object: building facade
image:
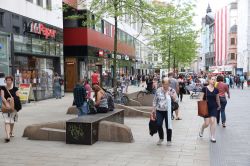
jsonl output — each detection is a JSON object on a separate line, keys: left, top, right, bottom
{"left": 63, "top": 0, "right": 154, "bottom": 91}
{"left": 237, "top": 0, "right": 250, "bottom": 77}
{"left": 200, "top": 5, "right": 215, "bottom": 71}
{"left": 0, "top": 0, "right": 63, "bottom": 100}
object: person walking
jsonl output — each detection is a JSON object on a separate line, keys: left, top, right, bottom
{"left": 168, "top": 73, "right": 181, "bottom": 120}
{"left": 91, "top": 70, "right": 100, "bottom": 86}
{"left": 53, "top": 73, "right": 62, "bottom": 99}
{"left": 1, "top": 76, "right": 21, "bottom": 143}
{"left": 216, "top": 75, "right": 230, "bottom": 127}
{"left": 152, "top": 77, "right": 177, "bottom": 146}
{"left": 199, "top": 76, "right": 221, "bottom": 143}
{"left": 137, "top": 74, "right": 141, "bottom": 87}
{"left": 240, "top": 75, "right": 245, "bottom": 90}
{"left": 178, "top": 75, "right": 185, "bottom": 102}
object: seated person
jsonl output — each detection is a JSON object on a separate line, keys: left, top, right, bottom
{"left": 92, "top": 84, "right": 108, "bottom": 113}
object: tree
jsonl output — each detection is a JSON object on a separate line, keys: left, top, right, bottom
{"left": 88, "top": 0, "right": 152, "bottom": 94}
{"left": 149, "top": 0, "right": 198, "bottom": 73}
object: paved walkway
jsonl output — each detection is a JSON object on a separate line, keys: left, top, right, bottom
{"left": 211, "top": 88, "right": 250, "bottom": 166}
{"left": 0, "top": 92, "right": 210, "bottom": 166}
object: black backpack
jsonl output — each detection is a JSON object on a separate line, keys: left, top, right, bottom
{"left": 105, "top": 91, "right": 115, "bottom": 111}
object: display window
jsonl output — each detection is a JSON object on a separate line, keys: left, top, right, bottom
{"left": 14, "top": 56, "right": 56, "bottom": 100}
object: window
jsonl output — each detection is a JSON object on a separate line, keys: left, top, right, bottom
{"left": 37, "top": 0, "right": 43, "bottom": 7}
{"left": 0, "top": 12, "right": 4, "bottom": 27}
{"left": 26, "top": 0, "right": 33, "bottom": 2}
{"left": 46, "top": 0, "right": 52, "bottom": 10}
{"left": 101, "top": 20, "right": 104, "bottom": 34}
{"left": 154, "top": 55, "right": 158, "bottom": 61}
{"left": 12, "top": 14, "right": 19, "bottom": 20}
{"left": 230, "top": 53, "right": 235, "bottom": 60}
{"left": 13, "top": 26, "right": 20, "bottom": 34}
{"left": 231, "top": 38, "right": 235, "bottom": 45}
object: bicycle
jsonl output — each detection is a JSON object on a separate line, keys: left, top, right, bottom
{"left": 106, "top": 87, "right": 129, "bottom": 105}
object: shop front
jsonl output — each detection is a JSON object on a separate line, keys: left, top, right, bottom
{"left": 12, "top": 26, "right": 63, "bottom": 101}
{"left": 0, "top": 31, "right": 10, "bottom": 76}
{"left": 64, "top": 46, "right": 135, "bottom": 91}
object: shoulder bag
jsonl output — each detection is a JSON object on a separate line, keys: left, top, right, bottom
{"left": 1, "top": 87, "right": 15, "bottom": 113}
{"left": 197, "top": 87, "right": 209, "bottom": 117}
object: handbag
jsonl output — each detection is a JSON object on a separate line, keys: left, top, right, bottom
{"left": 1, "top": 87, "right": 15, "bottom": 113}
{"left": 197, "top": 87, "right": 208, "bottom": 117}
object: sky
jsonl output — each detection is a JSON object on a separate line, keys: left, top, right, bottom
{"left": 194, "top": 0, "right": 233, "bottom": 29}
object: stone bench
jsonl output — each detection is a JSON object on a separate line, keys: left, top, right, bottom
{"left": 66, "top": 109, "right": 126, "bottom": 145}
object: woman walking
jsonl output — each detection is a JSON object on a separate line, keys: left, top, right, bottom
{"left": 53, "top": 73, "right": 61, "bottom": 99}
{"left": 152, "top": 77, "right": 177, "bottom": 145}
{"left": 1, "top": 76, "right": 21, "bottom": 143}
{"left": 216, "top": 75, "right": 230, "bottom": 127}
{"left": 199, "top": 76, "right": 221, "bottom": 143}
{"left": 178, "top": 75, "right": 185, "bottom": 102}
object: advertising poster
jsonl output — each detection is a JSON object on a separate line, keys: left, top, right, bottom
{"left": 19, "top": 84, "right": 31, "bottom": 103}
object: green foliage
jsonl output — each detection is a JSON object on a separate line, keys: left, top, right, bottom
{"left": 149, "top": 0, "right": 199, "bottom": 69}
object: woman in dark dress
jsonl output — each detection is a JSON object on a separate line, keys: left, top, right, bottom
{"left": 199, "top": 76, "right": 221, "bottom": 143}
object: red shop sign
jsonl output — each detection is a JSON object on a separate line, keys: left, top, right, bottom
{"left": 99, "top": 50, "right": 104, "bottom": 57}
{"left": 29, "top": 22, "right": 56, "bottom": 39}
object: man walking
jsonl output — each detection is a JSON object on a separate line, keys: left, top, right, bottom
{"left": 91, "top": 70, "right": 100, "bottom": 86}
{"left": 168, "top": 73, "right": 181, "bottom": 120}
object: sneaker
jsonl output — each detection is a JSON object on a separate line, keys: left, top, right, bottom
{"left": 157, "top": 139, "right": 163, "bottom": 145}
{"left": 166, "top": 141, "right": 172, "bottom": 146}
{"left": 211, "top": 138, "right": 216, "bottom": 143}
{"left": 222, "top": 123, "right": 226, "bottom": 128}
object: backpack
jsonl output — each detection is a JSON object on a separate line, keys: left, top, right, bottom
{"left": 105, "top": 91, "right": 115, "bottom": 111}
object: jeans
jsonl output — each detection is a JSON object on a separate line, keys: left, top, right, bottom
{"left": 156, "top": 110, "right": 172, "bottom": 141}
{"left": 54, "top": 84, "right": 61, "bottom": 98}
{"left": 217, "top": 97, "right": 227, "bottom": 124}
{"left": 78, "top": 102, "right": 88, "bottom": 116}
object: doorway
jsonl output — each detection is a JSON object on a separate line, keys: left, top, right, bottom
{"left": 65, "top": 58, "right": 77, "bottom": 92}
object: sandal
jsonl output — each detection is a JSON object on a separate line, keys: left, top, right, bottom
{"left": 10, "top": 133, "right": 14, "bottom": 137}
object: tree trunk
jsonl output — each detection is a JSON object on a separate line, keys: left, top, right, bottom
{"left": 113, "top": 1, "right": 118, "bottom": 98}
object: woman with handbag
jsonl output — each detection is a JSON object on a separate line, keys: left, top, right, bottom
{"left": 0, "top": 76, "right": 20, "bottom": 143}
{"left": 152, "top": 77, "right": 177, "bottom": 146}
{"left": 199, "top": 76, "right": 221, "bottom": 143}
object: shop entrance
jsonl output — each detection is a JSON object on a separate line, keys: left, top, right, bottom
{"left": 65, "top": 58, "right": 77, "bottom": 92}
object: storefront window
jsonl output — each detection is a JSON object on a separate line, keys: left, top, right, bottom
{"left": 0, "top": 32, "right": 10, "bottom": 75}
{"left": 56, "top": 42, "right": 60, "bottom": 56}
{"left": 32, "top": 38, "right": 46, "bottom": 54}
{"left": 49, "top": 41, "right": 56, "bottom": 55}
{"left": 14, "top": 35, "right": 32, "bottom": 53}
{"left": 14, "top": 56, "right": 55, "bottom": 100}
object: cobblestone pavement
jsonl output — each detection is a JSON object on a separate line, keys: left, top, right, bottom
{"left": 211, "top": 88, "right": 250, "bottom": 166}
{"left": 0, "top": 90, "right": 210, "bottom": 166}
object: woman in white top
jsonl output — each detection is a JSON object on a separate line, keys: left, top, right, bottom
{"left": 152, "top": 77, "right": 178, "bottom": 146}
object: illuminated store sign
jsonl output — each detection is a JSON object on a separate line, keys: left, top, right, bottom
{"left": 29, "top": 22, "right": 56, "bottom": 39}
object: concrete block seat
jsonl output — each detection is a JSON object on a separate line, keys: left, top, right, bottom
{"left": 23, "top": 121, "right": 66, "bottom": 141}
{"left": 66, "top": 109, "right": 131, "bottom": 145}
